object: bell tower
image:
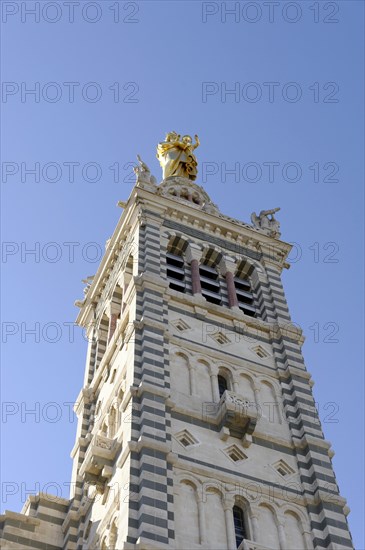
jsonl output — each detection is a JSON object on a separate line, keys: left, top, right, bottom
{"left": 0, "top": 135, "right": 353, "bottom": 550}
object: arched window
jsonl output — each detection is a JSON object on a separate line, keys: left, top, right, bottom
{"left": 124, "top": 255, "right": 134, "bottom": 290}
{"left": 192, "top": 192, "right": 201, "bottom": 205}
{"left": 234, "top": 275, "right": 255, "bottom": 317}
{"left": 117, "top": 386, "right": 124, "bottom": 426}
{"left": 101, "top": 421, "right": 108, "bottom": 436}
{"left": 108, "top": 284, "right": 123, "bottom": 341}
{"left": 109, "top": 520, "right": 118, "bottom": 550}
{"left": 166, "top": 249, "right": 186, "bottom": 293}
{"left": 180, "top": 187, "right": 190, "bottom": 200}
{"left": 234, "top": 261, "right": 256, "bottom": 317}
{"left": 108, "top": 406, "right": 117, "bottom": 438}
{"left": 166, "top": 238, "right": 189, "bottom": 293}
{"left": 218, "top": 374, "right": 228, "bottom": 398}
{"left": 233, "top": 505, "right": 247, "bottom": 548}
{"left": 199, "top": 262, "right": 222, "bottom": 304}
{"left": 122, "top": 255, "right": 134, "bottom": 313}
{"left": 95, "top": 314, "right": 108, "bottom": 369}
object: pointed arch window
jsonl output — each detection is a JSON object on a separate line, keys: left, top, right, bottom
{"left": 233, "top": 505, "right": 247, "bottom": 548}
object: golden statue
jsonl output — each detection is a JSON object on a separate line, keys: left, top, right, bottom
{"left": 157, "top": 132, "right": 200, "bottom": 180}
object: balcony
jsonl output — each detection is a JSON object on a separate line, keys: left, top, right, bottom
{"left": 217, "top": 391, "right": 259, "bottom": 442}
{"left": 79, "top": 434, "right": 118, "bottom": 480}
{"left": 238, "top": 540, "right": 275, "bottom": 550}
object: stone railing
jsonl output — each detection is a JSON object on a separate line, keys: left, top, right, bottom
{"left": 217, "top": 391, "right": 259, "bottom": 442}
{"left": 94, "top": 434, "right": 115, "bottom": 452}
{"left": 79, "top": 434, "right": 118, "bottom": 480}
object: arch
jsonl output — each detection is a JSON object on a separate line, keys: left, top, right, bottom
{"left": 195, "top": 355, "right": 211, "bottom": 368}
{"left": 233, "top": 505, "right": 247, "bottom": 548}
{"left": 284, "top": 510, "right": 308, "bottom": 549}
{"left": 175, "top": 480, "right": 200, "bottom": 545}
{"left": 158, "top": 178, "right": 217, "bottom": 211}
{"left": 180, "top": 187, "right": 190, "bottom": 200}
{"left": 238, "top": 373, "right": 256, "bottom": 402}
{"left": 258, "top": 504, "right": 281, "bottom": 549}
{"left": 235, "top": 258, "right": 256, "bottom": 280}
{"left": 249, "top": 261, "right": 268, "bottom": 320}
{"left": 281, "top": 504, "right": 309, "bottom": 526}
{"left": 175, "top": 351, "right": 190, "bottom": 363}
{"left": 95, "top": 400, "right": 102, "bottom": 421}
{"left": 234, "top": 259, "right": 257, "bottom": 318}
{"left": 204, "top": 487, "right": 227, "bottom": 549}
{"left": 167, "top": 234, "right": 189, "bottom": 257}
{"left": 95, "top": 313, "right": 108, "bottom": 369}
{"left": 116, "top": 384, "right": 125, "bottom": 427}
{"left": 171, "top": 352, "right": 191, "bottom": 396}
{"left": 166, "top": 237, "right": 189, "bottom": 294}
{"left": 124, "top": 254, "right": 134, "bottom": 288}
{"left": 105, "top": 281, "right": 124, "bottom": 343}
{"left": 192, "top": 191, "right": 202, "bottom": 205}
{"left": 100, "top": 420, "right": 108, "bottom": 436}
{"left": 201, "top": 246, "right": 223, "bottom": 268}
{"left": 110, "top": 283, "right": 123, "bottom": 311}
{"left": 233, "top": 495, "right": 252, "bottom": 544}
{"left": 117, "top": 384, "right": 125, "bottom": 403}
{"left": 196, "top": 359, "right": 213, "bottom": 401}
{"left": 260, "top": 380, "right": 282, "bottom": 424}
{"left": 199, "top": 248, "right": 224, "bottom": 305}
{"left": 109, "top": 518, "right": 118, "bottom": 550}
{"left": 202, "top": 480, "right": 226, "bottom": 500}
{"left": 108, "top": 405, "right": 118, "bottom": 438}
{"left": 218, "top": 374, "right": 228, "bottom": 398}
{"left": 217, "top": 366, "right": 234, "bottom": 397}
{"left": 175, "top": 472, "right": 202, "bottom": 488}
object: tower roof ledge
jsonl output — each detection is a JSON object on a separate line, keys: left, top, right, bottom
{"left": 156, "top": 176, "right": 220, "bottom": 215}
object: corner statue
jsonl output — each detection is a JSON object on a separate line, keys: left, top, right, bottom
{"left": 251, "top": 207, "right": 281, "bottom": 238}
{"left": 157, "top": 131, "right": 200, "bottom": 181}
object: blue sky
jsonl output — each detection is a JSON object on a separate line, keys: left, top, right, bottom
{"left": 1, "top": 1, "right": 364, "bottom": 547}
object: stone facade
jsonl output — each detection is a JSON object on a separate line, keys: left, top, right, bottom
{"left": 0, "top": 174, "right": 353, "bottom": 550}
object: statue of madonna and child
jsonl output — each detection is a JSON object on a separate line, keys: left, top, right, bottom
{"left": 156, "top": 131, "right": 200, "bottom": 181}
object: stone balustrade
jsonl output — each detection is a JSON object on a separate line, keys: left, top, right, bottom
{"left": 239, "top": 539, "right": 276, "bottom": 550}
{"left": 217, "top": 390, "right": 259, "bottom": 441}
{"left": 79, "top": 434, "right": 118, "bottom": 480}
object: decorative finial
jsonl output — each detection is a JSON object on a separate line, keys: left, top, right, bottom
{"left": 156, "top": 132, "right": 200, "bottom": 181}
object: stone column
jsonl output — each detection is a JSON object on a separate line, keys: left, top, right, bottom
{"left": 303, "top": 529, "right": 314, "bottom": 549}
{"left": 223, "top": 497, "right": 236, "bottom": 550}
{"left": 107, "top": 302, "right": 120, "bottom": 343}
{"left": 188, "top": 363, "right": 197, "bottom": 396}
{"left": 253, "top": 383, "right": 262, "bottom": 420}
{"left": 109, "top": 522, "right": 118, "bottom": 550}
{"left": 197, "top": 496, "right": 206, "bottom": 544}
{"left": 220, "top": 256, "right": 239, "bottom": 309}
{"left": 210, "top": 366, "right": 220, "bottom": 402}
{"left": 249, "top": 512, "right": 259, "bottom": 542}
{"left": 277, "top": 519, "right": 287, "bottom": 550}
{"left": 186, "top": 243, "right": 203, "bottom": 296}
